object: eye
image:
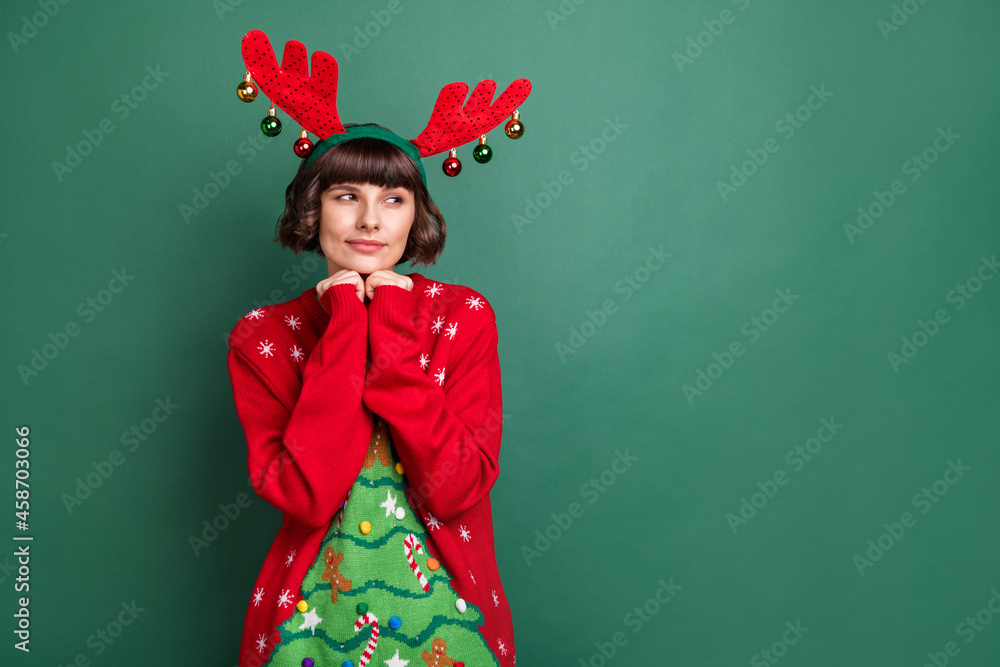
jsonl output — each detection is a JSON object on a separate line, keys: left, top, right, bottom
{"left": 335, "top": 193, "right": 356, "bottom": 201}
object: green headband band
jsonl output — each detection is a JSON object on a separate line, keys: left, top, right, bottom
{"left": 301, "top": 125, "right": 429, "bottom": 187}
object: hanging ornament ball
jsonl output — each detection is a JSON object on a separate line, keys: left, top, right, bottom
{"left": 442, "top": 148, "right": 462, "bottom": 177}
{"left": 296, "top": 600, "right": 309, "bottom": 613}
{"left": 357, "top": 602, "right": 368, "bottom": 615}
{"left": 261, "top": 114, "right": 282, "bottom": 137}
{"left": 294, "top": 130, "right": 314, "bottom": 158}
{"left": 237, "top": 73, "right": 258, "bottom": 102}
{"left": 473, "top": 143, "right": 493, "bottom": 164}
{"left": 302, "top": 660, "right": 314, "bottom": 667}
{"left": 426, "top": 558, "right": 439, "bottom": 571}
{"left": 505, "top": 118, "right": 524, "bottom": 139}
{"left": 389, "top": 615, "right": 402, "bottom": 630}
{"left": 455, "top": 598, "right": 467, "bottom": 613}
{"left": 359, "top": 520, "right": 371, "bottom": 535}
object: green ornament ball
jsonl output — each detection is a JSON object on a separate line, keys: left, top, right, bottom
{"left": 473, "top": 143, "right": 493, "bottom": 164}
{"left": 261, "top": 115, "right": 282, "bottom": 137}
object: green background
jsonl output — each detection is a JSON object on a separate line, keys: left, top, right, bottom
{"left": 3, "top": 0, "right": 999, "bottom": 664}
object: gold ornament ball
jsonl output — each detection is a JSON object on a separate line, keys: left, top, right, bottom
{"left": 505, "top": 118, "right": 524, "bottom": 139}
{"left": 237, "top": 81, "right": 258, "bottom": 102}
{"left": 360, "top": 520, "right": 372, "bottom": 535}
{"left": 296, "top": 600, "right": 309, "bottom": 613}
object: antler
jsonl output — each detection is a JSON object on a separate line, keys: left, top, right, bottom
{"left": 241, "top": 30, "right": 345, "bottom": 139}
{"left": 410, "top": 78, "right": 532, "bottom": 157}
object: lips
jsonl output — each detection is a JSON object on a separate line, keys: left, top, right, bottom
{"left": 347, "top": 240, "right": 385, "bottom": 253}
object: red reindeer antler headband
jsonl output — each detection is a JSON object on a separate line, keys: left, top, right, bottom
{"left": 236, "top": 29, "right": 532, "bottom": 183}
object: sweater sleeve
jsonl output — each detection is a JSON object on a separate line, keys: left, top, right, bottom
{"left": 226, "top": 283, "right": 374, "bottom": 529}
{"left": 363, "top": 284, "right": 503, "bottom": 522}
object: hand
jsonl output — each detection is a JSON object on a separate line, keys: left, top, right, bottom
{"left": 363, "top": 269, "right": 413, "bottom": 302}
{"left": 316, "top": 270, "right": 366, "bottom": 312}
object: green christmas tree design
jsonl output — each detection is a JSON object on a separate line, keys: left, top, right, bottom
{"left": 266, "top": 416, "right": 500, "bottom": 667}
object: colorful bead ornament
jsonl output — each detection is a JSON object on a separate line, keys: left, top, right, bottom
{"left": 357, "top": 602, "right": 368, "bottom": 615}
{"left": 296, "top": 600, "right": 309, "bottom": 612}
{"left": 389, "top": 615, "right": 402, "bottom": 630}
{"left": 395, "top": 462, "right": 404, "bottom": 475}
{"left": 302, "top": 659, "right": 314, "bottom": 667}
{"left": 426, "top": 558, "right": 439, "bottom": 571}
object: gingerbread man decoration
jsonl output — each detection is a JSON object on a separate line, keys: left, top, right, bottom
{"left": 321, "top": 547, "right": 351, "bottom": 603}
{"left": 421, "top": 638, "right": 457, "bottom": 667}
{"left": 363, "top": 417, "right": 392, "bottom": 469}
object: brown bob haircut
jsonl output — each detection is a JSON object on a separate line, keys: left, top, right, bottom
{"left": 275, "top": 123, "right": 446, "bottom": 267}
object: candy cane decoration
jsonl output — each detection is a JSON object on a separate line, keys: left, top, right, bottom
{"left": 353, "top": 612, "right": 379, "bottom": 667}
{"left": 403, "top": 533, "right": 430, "bottom": 592}
{"left": 336, "top": 488, "right": 352, "bottom": 529}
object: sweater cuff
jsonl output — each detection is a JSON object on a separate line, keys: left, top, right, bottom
{"left": 368, "top": 282, "right": 418, "bottom": 327}
{"left": 320, "top": 283, "right": 367, "bottom": 323}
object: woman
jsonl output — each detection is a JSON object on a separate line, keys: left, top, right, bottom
{"left": 227, "top": 124, "right": 513, "bottom": 666}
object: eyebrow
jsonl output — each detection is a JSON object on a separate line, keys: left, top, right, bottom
{"left": 326, "top": 184, "right": 406, "bottom": 194}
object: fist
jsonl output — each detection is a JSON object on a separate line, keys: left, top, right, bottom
{"left": 316, "top": 270, "right": 366, "bottom": 311}
{"left": 363, "top": 270, "right": 413, "bottom": 301}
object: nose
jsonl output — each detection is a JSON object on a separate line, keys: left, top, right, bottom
{"left": 357, "top": 198, "right": 380, "bottom": 229}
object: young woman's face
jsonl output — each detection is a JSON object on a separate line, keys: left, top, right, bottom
{"left": 317, "top": 182, "right": 415, "bottom": 278}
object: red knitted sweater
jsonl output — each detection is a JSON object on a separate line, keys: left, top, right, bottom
{"left": 226, "top": 272, "right": 514, "bottom": 666}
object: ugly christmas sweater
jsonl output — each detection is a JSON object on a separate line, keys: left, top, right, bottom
{"left": 226, "top": 272, "right": 514, "bottom": 667}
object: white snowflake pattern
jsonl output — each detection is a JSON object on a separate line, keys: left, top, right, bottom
{"left": 492, "top": 590, "right": 499, "bottom": 607}
{"left": 252, "top": 588, "right": 264, "bottom": 606}
{"left": 245, "top": 308, "right": 265, "bottom": 320}
{"left": 384, "top": 648, "right": 410, "bottom": 667}
{"left": 285, "top": 550, "right": 296, "bottom": 567}
{"left": 498, "top": 638, "right": 507, "bottom": 656}
{"left": 276, "top": 589, "right": 294, "bottom": 608}
{"left": 424, "top": 282, "right": 443, "bottom": 298}
{"left": 431, "top": 316, "right": 445, "bottom": 333}
{"left": 258, "top": 339, "right": 275, "bottom": 357}
{"left": 290, "top": 345, "right": 304, "bottom": 362}
{"left": 425, "top": 513, "right": 442, "bottom": 531}
{"left": 466, "top": 296, "right": 484, "bottom": 310}
{"left": 255, "top": 633, "right": 267, "bottom": 652}
{"left": 299, "top": 608, "right": 323, "bottom": 635}
{"left": 419, "top": 353, "right": 429, "bottom": 370}
{"left": 380, "top": 489, "right": 398, "bottom": 518}
{"left": 284, "top": 314, "right": 301, "bottom": 330}
{"left": 433, "top": 368, "right": 446, "bottom": 386}
{"left": 444, "top": 322, "right": 458, "bottom": 339}
{"left": 458, "top": 525, "right": 471, "bottom": 541}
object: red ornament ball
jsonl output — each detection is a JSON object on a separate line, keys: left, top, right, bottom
{"left": 294, "top": 136, "right": 314, "bottom": 158}
{"left": 442, "top": 155, "right": 462, "bottom": 177}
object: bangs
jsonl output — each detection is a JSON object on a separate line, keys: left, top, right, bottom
{"left": 313, "top": 136, "right": 424, "bottom": 194}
